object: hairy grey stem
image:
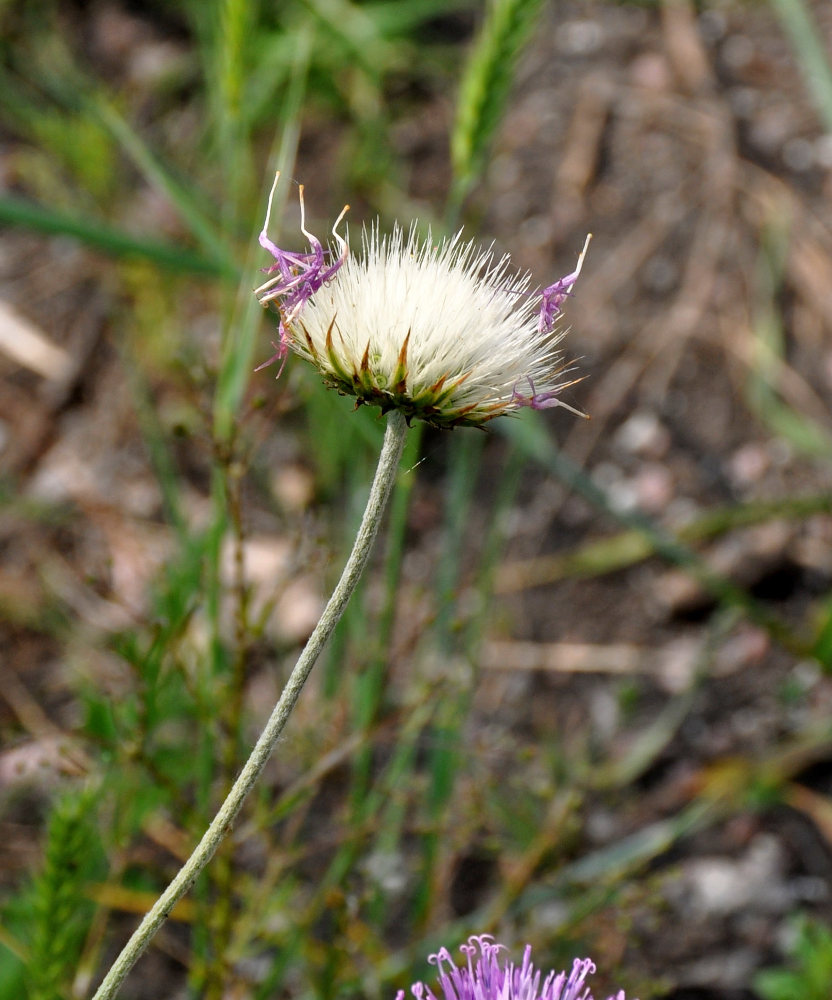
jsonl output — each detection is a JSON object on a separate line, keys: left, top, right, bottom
{"left": 91, "top": 409, "right": 409, "bottom": 1000}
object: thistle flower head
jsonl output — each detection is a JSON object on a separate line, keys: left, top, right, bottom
{"left": 256, "top": 175, "right": 589, "bottom": 428}
{"left": 396, "top": 936, "right": 633, "bottom": 1000}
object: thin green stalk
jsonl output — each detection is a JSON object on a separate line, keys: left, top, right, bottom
{"left": 213, "top": 27, "right": 312, "bottom": 444}
{"left": 215, "top": 0, "right": 253, "bottom": 235}
{"left": 463, "top": 437, "right": 527, "bottom": 654}
{"left": 349, "top": 421, "right": 423, "bottom": 809}
{"left": 198, "top": 450, "right": 252, "bottom": 1000}
{"left": 769, "top": 0, "right": 832, "bottom": 132}
{"left": 411, "top": 433, "right": 487, "bottom": 926}
{"left": 435, "top": 432, "right": 485, "bottom": 651}
{"left": 90, "top": 410, "right": 409, "bottom": 1000}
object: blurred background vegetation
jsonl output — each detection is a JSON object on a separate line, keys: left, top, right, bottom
{"left": 2, "top": 1, "right": 832, "bottom": 998}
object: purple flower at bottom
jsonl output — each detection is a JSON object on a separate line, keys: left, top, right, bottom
{"left": 396, "top": 935, "right": 634, "bottom": 1000}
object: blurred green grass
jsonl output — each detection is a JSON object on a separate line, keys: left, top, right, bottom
{"left": 2, "top": 0, "right": 832, "bottom": 998}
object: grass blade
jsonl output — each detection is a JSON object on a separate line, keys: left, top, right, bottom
{"left": 91, "top": 96, "right": 233, "bottom": 272}
{"left": 450, "top": 0, "right": 546, "bottom": 212}
{"left": 0, "top": 195, "right": 235, "bottom": 277}
{"left": 769, "top": 0, "right": 832, "bottom": 132}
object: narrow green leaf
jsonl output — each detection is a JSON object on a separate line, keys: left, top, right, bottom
{"left": 0, "top": 195, "right": 235, "bottom": 277}
{"left": 450, "top": 0, "right": 545, "bottom": 209}
{"left": 769, "top": 0, "right": 832, "bottom": 132}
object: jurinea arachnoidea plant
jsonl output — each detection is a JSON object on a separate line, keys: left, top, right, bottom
{"left": 256, "top": 174, "right": 590, "bottom": 429}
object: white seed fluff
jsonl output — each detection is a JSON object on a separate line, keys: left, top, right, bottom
{"left": 292, "top": 224, "right": 570, "bottom": 421}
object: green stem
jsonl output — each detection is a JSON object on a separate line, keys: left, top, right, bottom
{"left": 90, "top": 410, "right": 409, "bottom": 1000}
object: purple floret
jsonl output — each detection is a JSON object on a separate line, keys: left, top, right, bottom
{"left": 510, "top": 376, "right": 588, "bottom": 419}
{"left": 537, "top": 234, "right": 592, "bottom": 334}
{"left": 255, "top": 173, "right": 349, "bottom": 373}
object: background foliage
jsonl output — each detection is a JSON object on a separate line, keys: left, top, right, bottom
{"left": 1, "top": 1, "right": 832, "bottom": 998}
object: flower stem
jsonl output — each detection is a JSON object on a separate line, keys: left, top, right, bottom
{"left": 91, "top": 409, "right": 409, "bottom": 1000}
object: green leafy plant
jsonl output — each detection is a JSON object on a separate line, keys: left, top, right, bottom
{"left": 755, "top": 915, "right": 832, "bottom": 1000}
{"left": 6, "top": 789, "right": 106, "bottom": 1000}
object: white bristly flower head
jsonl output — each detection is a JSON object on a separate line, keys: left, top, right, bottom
{"left": 255, "top": 174, "right": 590, "bottom": 429}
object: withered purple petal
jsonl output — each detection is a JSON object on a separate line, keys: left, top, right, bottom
{"left": 538, "top": 234, "right": 592, "bottom": 334}
{"left": 255, "top": 173, "right": 349, "bottom": 372}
